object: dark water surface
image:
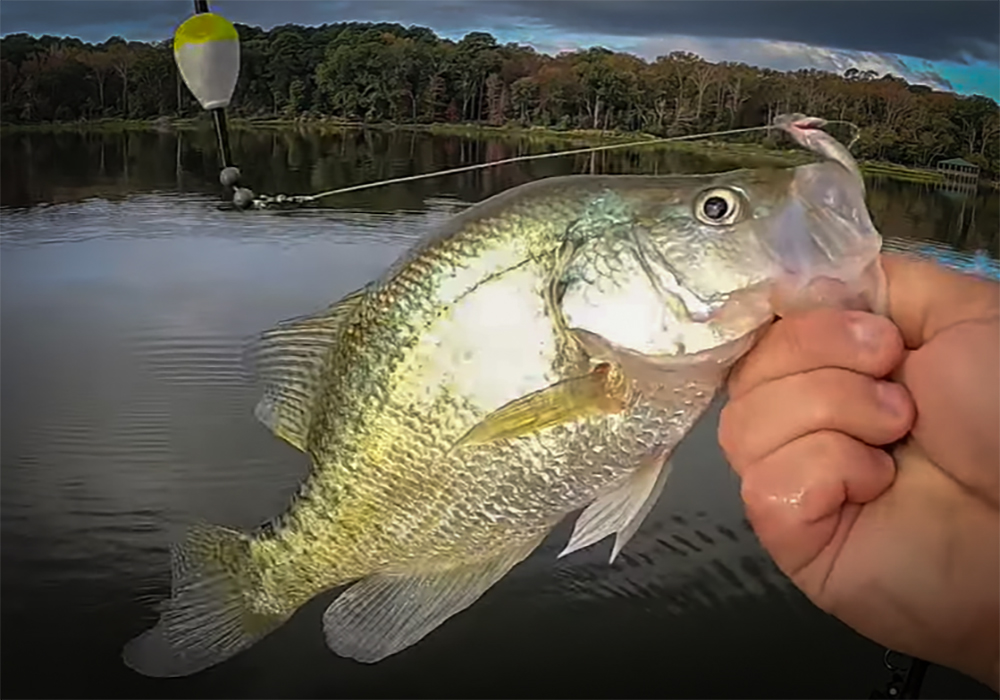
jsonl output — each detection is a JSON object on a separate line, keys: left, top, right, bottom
{"left": 2, "top": 128, "right": 996, "bottom": 699}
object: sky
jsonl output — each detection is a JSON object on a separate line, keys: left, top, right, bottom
{"left": 1, "top": 0, "right": 998, "bottom": 101}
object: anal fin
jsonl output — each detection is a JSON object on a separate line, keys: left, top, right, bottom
{"left": 246, "top": 285, "right": 370, "bottom": 451}
{"left": 559, "top": 446, "right": 674, "bottom": 563}
{"left": 322, "top": 535, "right": 545, "bottom": 663}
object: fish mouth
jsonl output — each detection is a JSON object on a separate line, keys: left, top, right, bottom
{"left": 760, "top": 160, "right": 885, "bottom": 315}
{"left": 768, "top": 260, "right": 888, "bottom": 317}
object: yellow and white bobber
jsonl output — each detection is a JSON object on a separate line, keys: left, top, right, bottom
{"left": 173, "top": 12, "right": 240, "bottom": 110}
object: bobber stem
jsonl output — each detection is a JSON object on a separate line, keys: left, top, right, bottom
{"left": 212, "top": 108, "right": 233, "bottom": 169}
{"left": 193, "top": 0, "right": 234, "bottom": 170}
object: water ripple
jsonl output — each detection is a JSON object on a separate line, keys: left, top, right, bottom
{"left": 0, "top": 192, "right": 460, "bottom": 249}
{"left": 3, "top": 160, "right": 996, "bottom": 698}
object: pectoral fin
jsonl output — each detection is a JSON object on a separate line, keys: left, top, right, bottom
{"left": 559, "top": 446, "right": 674, "bottom": 563}
{"left": 322, "top": 535, "right": 545, "bottom": 663}
{"left": 245, "top": 285, "right": 370, "bottom": 451}
{"left": 454, "top": 362, "right": 631, "bottom": 448}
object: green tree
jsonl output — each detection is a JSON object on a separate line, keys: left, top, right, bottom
{"left": 2, "top": 22, "right": 998, "bottom": 179}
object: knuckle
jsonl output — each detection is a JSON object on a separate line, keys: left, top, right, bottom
{"left": 785, "top": 309, "right": 896, "bottom": 373}
{"left": 739, "top": 431, "right": 850, "bottom": 526}
{"left": 797, "top": 370, "right": 843, "bottom": 425}
{"left": 808, "top": 428, "right": 853, "bottom": 455}
{"left": 739, "top": 465, "right": 804, "bottom": 531}
{"left": 781, "top": 309, "right": 841, "bottom": 356}
{"left": 799, "top": 369, "right": 865, "bottom": 429}
{"left": 802, "top": 429, "right": 862, "bottom": 473}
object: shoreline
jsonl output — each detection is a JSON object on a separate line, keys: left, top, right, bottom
{"left": 0, "top": 117, "right": 950, "bottom": 185}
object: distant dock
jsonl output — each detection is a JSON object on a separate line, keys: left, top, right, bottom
{"left": 937, "top": 157, "right": 981, "bottom": 192}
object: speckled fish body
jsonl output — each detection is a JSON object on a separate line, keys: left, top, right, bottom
{"left": 123, "top": 117, "right": 886, "bottom": 676}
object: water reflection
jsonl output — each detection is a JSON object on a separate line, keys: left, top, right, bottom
{"left": 3, "top": 126, "right": 760, "bottom": 211}
{"left": 864, "top": 176, "right": 998, "bottom": 257}
{"left": 3, "top": 127, "right": 997, "bottom": 258}
{"left": 1, "top": 127, "right": 997, "bottom": 699}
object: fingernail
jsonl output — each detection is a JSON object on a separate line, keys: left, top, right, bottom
{"left": 849, "top": 314, "right": 885, "bottom": 351}
{"left": 875, "top": 381, "right": 908, "bottom": 417}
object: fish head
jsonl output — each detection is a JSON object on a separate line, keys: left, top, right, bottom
{"left": 558, "top": 159, "right": 884, "bottom": 364}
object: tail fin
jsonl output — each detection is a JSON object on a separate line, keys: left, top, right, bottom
{"left": 123, "top": 524, "right": 287, "bottom": 677}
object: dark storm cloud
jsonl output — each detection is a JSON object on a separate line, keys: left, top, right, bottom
{"left": 0, "top": 1, "right": 507, "bottom": 42}
{"left": 1, "top": 0, "right": 997, "bottom": 64}
{"left": 0, "top": 1, "right": 193, "bottom": 42}
{"left": 499, "top": 0, "right": 1000, "bottom": 64}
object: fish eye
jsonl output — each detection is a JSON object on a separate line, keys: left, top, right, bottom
{"left": 694, "top": 188, "right": 743, "bottom": 226}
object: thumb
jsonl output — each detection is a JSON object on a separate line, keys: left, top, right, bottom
{"left": 881, "top": 253, "right": 999, "bottom": 350}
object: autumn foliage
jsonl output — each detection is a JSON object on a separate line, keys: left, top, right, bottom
{"left": 2, "top": 23, "right": 998, "bottom": 176}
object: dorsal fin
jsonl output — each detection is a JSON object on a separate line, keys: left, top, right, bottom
{"left": 246, "top": 285, "right": 370, "bottom": 451}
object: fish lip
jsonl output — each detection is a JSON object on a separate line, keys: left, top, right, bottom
{"left": 761, "top": 161, "right": 881, "bottom": 286}
{"left": 762, "top": 114, "right": 885, "bottom": 311}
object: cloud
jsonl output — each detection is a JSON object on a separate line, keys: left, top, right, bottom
{"left": 635, "top": 35, "right": 955, "bottom": 92}
{"left": 1, "top": 1, "right": 997, "bottom": 65}
{"left": 1, "top": 0, "right": 995, "bottom": 98}
{"left": 0, "top": 0, "right": 191, "bottom": 42}
{"left": 496, "top": 0, "right": 1000, "bottom": 65}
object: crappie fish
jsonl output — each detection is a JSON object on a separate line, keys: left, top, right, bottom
{"left": 123, "top": 116, "right": 886, "bottom": 676}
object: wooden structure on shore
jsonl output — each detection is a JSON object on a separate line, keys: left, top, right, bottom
{"left": 937, "top": 157, "right": 980, "bottom": 185}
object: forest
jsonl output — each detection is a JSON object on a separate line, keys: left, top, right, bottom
{"left": 2, "top": 21, "right": 998, "bottom": 177}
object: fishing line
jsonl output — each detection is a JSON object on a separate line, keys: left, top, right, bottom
{"left": 171, "top": 2, "right": 865, "bottom": 211}
{"left": 249, "top": 122, "right": 841, "bottom": 209}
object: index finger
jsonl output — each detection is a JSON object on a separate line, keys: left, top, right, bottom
{"left": 727, "top": 308, "right": 904, "bottom": 400}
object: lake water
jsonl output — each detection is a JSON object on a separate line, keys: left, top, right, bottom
{"left": 1, "top": 127, "right": 997, "bottom": 699}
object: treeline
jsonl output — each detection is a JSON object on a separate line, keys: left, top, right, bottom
{"left": 2, "top": 23, "right": 999, "bottom": 176}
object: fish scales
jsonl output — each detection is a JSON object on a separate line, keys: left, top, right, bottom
{"left": 257, "top": 182, "right": 688, "bottom": 587}
{"left": 123, "top": 117, "right": 895, "bottom": 675}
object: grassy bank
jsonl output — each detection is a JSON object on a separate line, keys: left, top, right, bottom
{"left": 858, "top": 160, "right": 945, "bottom": 185}
{"left": 223, "top": 118, "right": 816, "bottom": 168}
{"left": 0, "top": 116, "right": 951, "bottom": 184}
{"left": 0, "top": 117, "right": 197, "bottom": 133}
{"left": 340, "top": 121, "right": 813, "bottom": 166}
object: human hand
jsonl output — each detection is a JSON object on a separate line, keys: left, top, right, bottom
{"left": 718, "top": 253, "right": 999, "bottom": 690}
